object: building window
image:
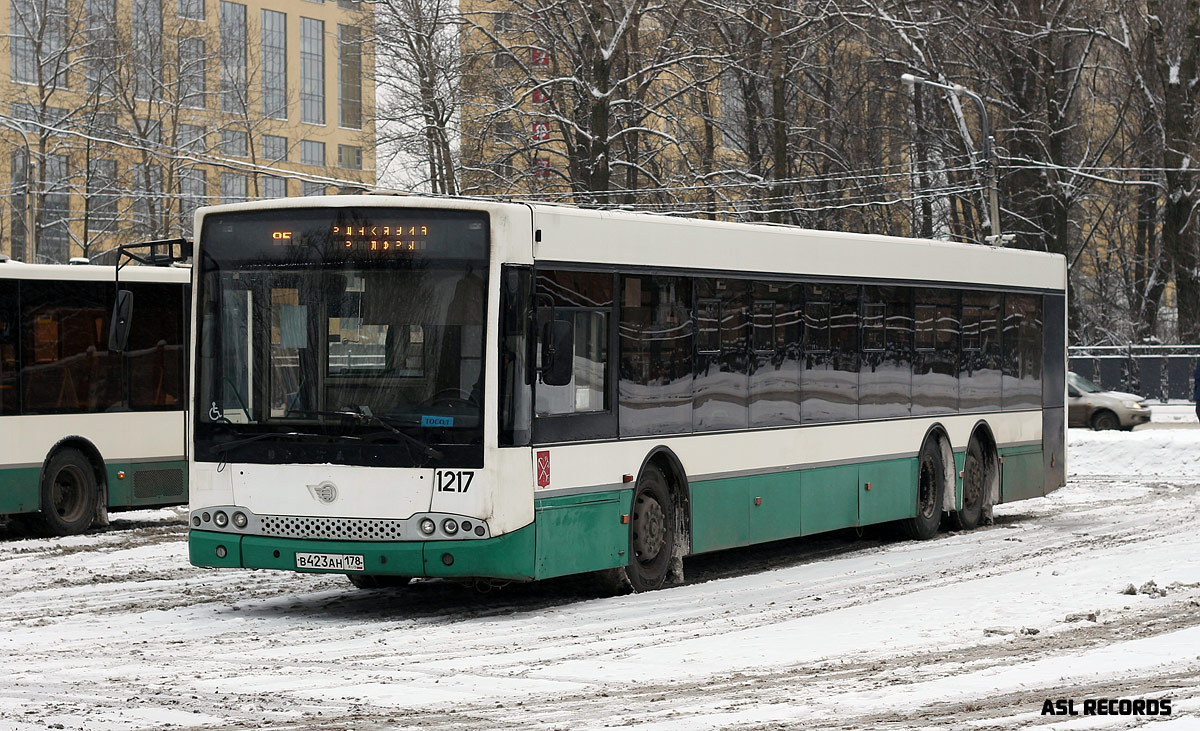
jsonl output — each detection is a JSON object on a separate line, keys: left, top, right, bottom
{"left": 300, "top": 139, "right": 324, "bottom": 166}
{"left": 178, "top": 0, "right": 203, "bottom": 20}
{"left": 179, "top": 37, "right": 206, "bottom": 108}
{"left": 300, "top": 17, "right": 325, "bottom": 124}
{"left": 179, "top": 168, "right": 207, "bottom": 233}
{"left": 221, "top": 129, "right": 248, "bottom": 157}
{"left": 85, "top": 0, "right": 116, "bottom": 95}
{"left": 260, "top": 175, "right": 286, "bottom": 198}
{"left": 134, "top": 116, "right": 162, "bottom": 145}
{"left": 131, "top": 0, "right": 163, "bottom": 100}
{"left": 261, "top": 133, "right": 287, "bottom": 161}
{"left": 494, "top": 10, "right": 512, "bottom": 32}
{"left": 41, "top": 154, "right": 69, "bottom": 263}
{"left": 531, "top": 49, "right": 549, "bottom": 66}
{"left": 532, "top": 121, "right": 550, "bottom": 141}
{"left": 337, "top": 144, "right": 361, "bottom": 170}
{"left": 220, "top": 1, "right": 247, "bottom": 113}
{"left": 261, "top": 9, "right": 286, "bottom": 119}
{"left": 531, "top": 87, "right": 549, "bottom": 103}
{"left": 338, "top": 24, "right": 362, "bottom": 129}
{"left": 179, "top": 124, "right": 207, "bottom": 153}
{"left": 86, "top": 158, "right": 118, "bottom": 231}
{"left": 492, "top": 158, "right": 514, "bottom": 180}
{"left": 301, "top": 181, "right": 325, "bottom": 196}
{"left": 337, "top": 0, "right": 359, "bottom": 9}
{"left": 9, "top": 150, "right": 28, "bottom": 261}
{"left": 12, "top": 0, "right": 69, "bottom": 86}
{"left": 221, "top": 172, "right": 247, "bottom": 203}
{"left": 496, "top": 120, "right": 515, "bottom": 143}
{"left": 533, "top": 158, "right": 550, "bottom": 179}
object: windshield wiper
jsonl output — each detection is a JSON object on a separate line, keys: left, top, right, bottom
{"left": 352, "top": 405, "right": 444, "bottom": 461}
{"left": 211, "top": 430, "right": 347, "bottom": 453}
{"left": 283, "top": 406, "right": 444, "bottom": 461}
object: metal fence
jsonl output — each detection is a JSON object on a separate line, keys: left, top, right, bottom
{"left": 1068, "top": 345, "right": 1200, "bottom": 402}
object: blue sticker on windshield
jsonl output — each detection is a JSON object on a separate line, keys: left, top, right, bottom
{"left": 421, "top": 415, "right": 454, "bottom": 428}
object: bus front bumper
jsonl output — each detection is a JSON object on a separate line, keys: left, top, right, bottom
{"left": 189, "top": 525, "right": 536, "bottom": 581}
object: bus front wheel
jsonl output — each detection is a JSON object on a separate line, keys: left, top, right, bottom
{"left": 625, "top": 464, "right": 676, "bottom": 592}
{"left": 901, "top": 440, "right": 945, "bottom": 541}
{"left": 28, "top": 449, "right": 98, "bottom": 537}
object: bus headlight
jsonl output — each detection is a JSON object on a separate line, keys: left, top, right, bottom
{"left": 419, "top": 518, "right": 436, "bottom": 535}
{"left": 232, "top": 512, "right": 248, "bottom": 529}
{"left": 442, "top": 519, "right": 459, "bottom": 535}
{"left": 214, "top": 511, "right": 229, "bottom": 528}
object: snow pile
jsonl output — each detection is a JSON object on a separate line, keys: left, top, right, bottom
{"left": 1069, "top": 427, "right": 1200, "bottom": 478}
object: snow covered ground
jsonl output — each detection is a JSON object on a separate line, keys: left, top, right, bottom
{"left": 3, "top": 427, "right": 1199, "bottom": 730}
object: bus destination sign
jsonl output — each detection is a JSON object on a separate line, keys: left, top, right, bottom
{"left": 269, "top": 223, "right": 433, "bottom": 253}
{"left": 335, "top": 223, "right": 430, "bottom": 252}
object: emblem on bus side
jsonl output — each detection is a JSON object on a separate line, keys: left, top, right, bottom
{"left": 307, "top": 481, "right": 339, "bottom": 504}
{"left": 536, "top": 451, "right": 550, "bottom": 488}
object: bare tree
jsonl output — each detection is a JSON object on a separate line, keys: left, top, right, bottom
{"left": 374, "top": 0, "right": 461, "bottom": 194}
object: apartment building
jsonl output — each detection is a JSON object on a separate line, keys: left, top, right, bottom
{"left": 1, "top": 0, "right": 374, "bottom": 262}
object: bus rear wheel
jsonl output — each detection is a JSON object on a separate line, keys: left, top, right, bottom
{"left": 27, "top": 449, "right": 98, "bottom": 537}
{"left": 624, "top": 464, "right": 676, "bottom": 592}
{"left": 949, "top": 439, "right": 987, "bottom": 531}
{"left": 900, "top": 440, "right": 945, "bottom": 541}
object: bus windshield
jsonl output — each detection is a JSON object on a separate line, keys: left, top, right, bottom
{"left": 194, "top": 207, "right": 489, "bottom": 468}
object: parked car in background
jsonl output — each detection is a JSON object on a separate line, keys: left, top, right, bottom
{"left": 1067, "top": 371, "right": 1151, "bottom": 430}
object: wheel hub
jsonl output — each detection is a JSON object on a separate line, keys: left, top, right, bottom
{"left": 632, "top": 495, "right": 666, "bottom": 562}
{"left": 52, "top": 466, "right": 87, "bottom": 521}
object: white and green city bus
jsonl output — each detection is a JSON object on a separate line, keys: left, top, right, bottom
{"left": 187, "top": 195, "right": 1066, "bottom": 591}
{"left": 1, "top": 259, "right": 189, "bottom": 536}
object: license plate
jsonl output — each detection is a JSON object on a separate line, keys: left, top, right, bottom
{"left": 295, "top": 552, "right": 365, "bottom": 572}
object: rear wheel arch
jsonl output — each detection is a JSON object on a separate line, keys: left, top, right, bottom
{"left": 637, "top": 446, "right": 692, "bottom": 559}
{"left": 901, "top": 426, "right": 952, "bottom": 541}
{"left": 950, "top": 423, "right": 1000, "bottom": 531}
{"left": 918, "top": 424, "right": 955, "bottom": 512}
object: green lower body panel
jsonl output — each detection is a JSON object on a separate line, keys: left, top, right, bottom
{"left": 190, "top": 525, "right": 538, "bottom": 581}
{"left": 106, "top": 460, "right": 189, "bottom": 508}
{"left": 0, "top": 466, "right": 41, "bottom": 516}
{"left": 534, "top": 490, "right": 631, "bottom": 580}
{"left": 1000, "top": 447, "right": 1045, "bottom": 503}
{"left": 800, "top": 464, "right": 860, "bottom": 536}
{"left": 689, "top": 456, "right": 920, "bottom": 555}
{"left": 859, "top": 458, "right": 919, "bottom": 525}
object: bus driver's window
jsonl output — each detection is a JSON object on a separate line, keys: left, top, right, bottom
{"left": 535, "top": 270, "right": 612, "bottom": 417}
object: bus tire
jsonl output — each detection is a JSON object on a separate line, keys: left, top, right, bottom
{"left": 949, "top": 439, "right": 987, "bottom": 531}
{"left": 625, "top": 463, "right": 676, "bottom": 592}
{"left": 900, "top": 439, "right": 945, "bottom": 541}
{"left": 347, "top": 574, "right": 411, "bottom": 589}
{"left": 27, "top": 449, "right": 97, "bottom": 537}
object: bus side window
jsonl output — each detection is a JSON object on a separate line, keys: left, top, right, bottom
{"left": 0, "top": 285, "right": 16, "bottom": 416}
{"left": 534, "top": 270, "right": 612, "bottom": 417}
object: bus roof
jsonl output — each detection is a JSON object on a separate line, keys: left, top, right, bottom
{"left": 196, "top": 195, "right": 1066, "bottom": 292}
{"left": 0, "top": 260, "right": 190, "bottom": 284}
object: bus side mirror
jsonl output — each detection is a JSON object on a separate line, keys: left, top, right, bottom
{"left": 540, "top": 319, "right": 574, "bottom": 386}
{"left": 108, "top": 289, "right": 134, "bottom": 353}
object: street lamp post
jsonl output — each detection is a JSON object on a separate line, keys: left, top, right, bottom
{"left": 901, "top": 73, "right": 1011, "bottom": 245}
